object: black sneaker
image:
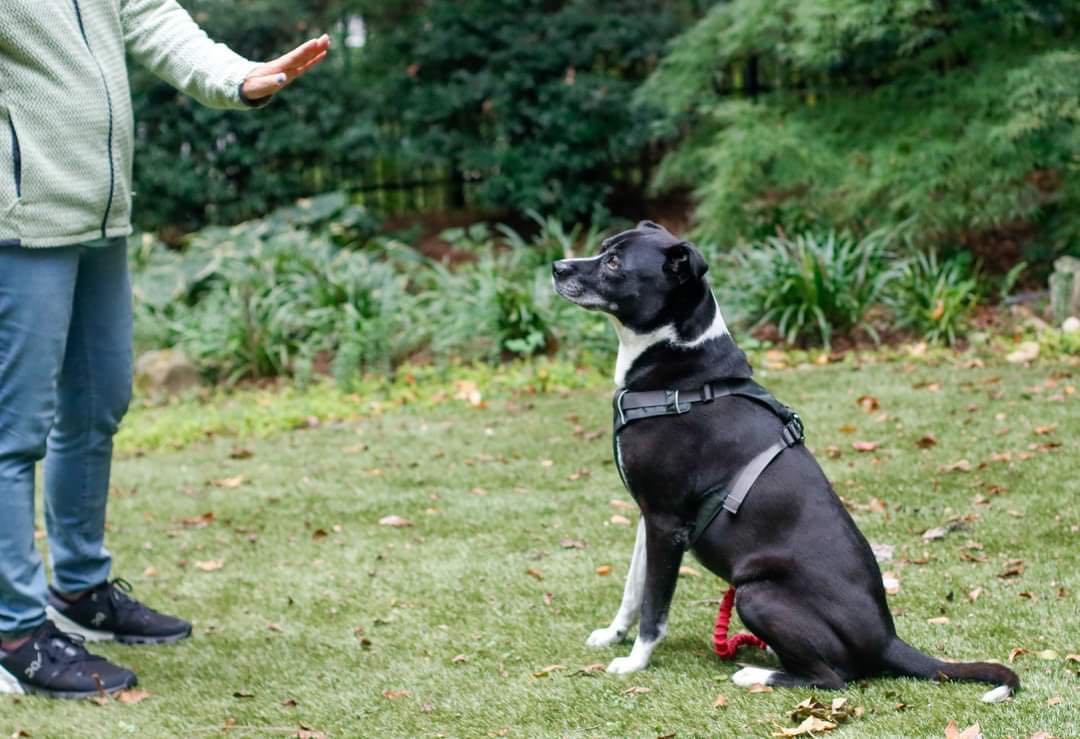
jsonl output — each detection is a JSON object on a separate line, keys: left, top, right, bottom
{"left": 0, "top": 621, "right": 137, "bottom": 699}
{"left": 46, "top": 578, "right": 192, "bottom": 646}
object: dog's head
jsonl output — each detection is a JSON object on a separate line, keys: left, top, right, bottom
{"left": 551, "top": 220, "right": 708, "bottom": 333}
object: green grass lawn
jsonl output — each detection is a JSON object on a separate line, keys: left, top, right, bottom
{"left": 4, "top": 358, "right": 1078, "bottom": 738}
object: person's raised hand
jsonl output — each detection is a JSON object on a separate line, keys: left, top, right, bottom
{"left": 242, "top": 34, "right": 331, "bottom": 101}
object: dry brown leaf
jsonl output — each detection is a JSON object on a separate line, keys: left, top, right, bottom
{"left": 116, "top": 688, "right": 151, "bottom": 704}
{"left": 382, "top": 689, "right": 411, "bottom": 700}
{"left": 195, "top": 559, "right": 224, "bottom": 572}
{"left": 857, "top": 395, "right": 880, "bottom": 413}
{"left": 610, "top": 499, "right": 635, "bottom": 510}
{"left": 944, "top": 720, "right": 983, "bottom": 739}
{"left": 180, "top": 511, "right": 215, "bottom": 528}
{"left": 839, "top": 424, "right": 857, "bottom": 434}
{"left": 623, "top": 686, "right": 651, "bottom": 695}
{"left": 773, "top": 716, "right": 838, "bottom": 736}
{"left": 748, "top": 683, "right": 774, "bottom": 693}
{"left": 595, "top": 565, "right": 612, "bottom": 576}
{"left": 295, "top": 725, "right": 327, "bottom": 739}
{"left": 229, "top": 448, "right": 254, "bottom": 460}
{"left": 968, "top": 587, "right": 983, "bottom": 603}
{"left": 713, "top": 693, "right": 728, "bottom": 709}
{"left": 532, "top": 664, "right": 566, "bottom": 678}
{"left": 852, "top": 441, "right": 880, "bottom": 452}
{"left": 451, "top": 654, "right": 468, "bottom": 664}
{"left": 1033, "top": 424, "right": 1057, "bottom": 435}
{"left": 210, "top": 475, "right": 246, "bottom": 489}
{"left": 679, "top": 566, "right": 701, "bottom": 577}
{"left": 378, "top": 515, "right": 413, "bottom": 528}
{"left": 927, "top": 616, "right": 950, "bottom": 625}
{"left": 559, "top": 538, "right": 587, "bottom": 549}
{"left": 940, "top": 459, "right": 973, "bottom": 473}
{"left": 1028, "top": 732, "right": 1056, "bottom": 739}
{"left": 143, "top": 566, "right": 159, "bottom": 578}
{"left": 998, "top": 559, "right": 1025, "bottom": 579}
{"left": 525, "top": 567, "right": 544, "bottom": 581}
{"left": 1008, "top": 647, "right": 1028, "bottom": 662}
{"left": 916, "top": 434, "right": 938, "bottom": 449}
{"left": 1047, "top": 695, "right": 1063, "bottom": 706}
{"left": 610, "top": 514, "right": 632, "bottom": 526}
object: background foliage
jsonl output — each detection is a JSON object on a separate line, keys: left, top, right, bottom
{"left": 642, "top": 0, "right": 1080, "bottom": 268}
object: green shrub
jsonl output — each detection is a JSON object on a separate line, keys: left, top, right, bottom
{"left": 886, "top": 251, "right": 980, "bottom": 346}
{"left": 730, "top": 229, "right": 896, "bottom": 348}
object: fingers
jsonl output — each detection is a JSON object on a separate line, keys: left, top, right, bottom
{"left": 262, "top": 34, "right": 331, "bottom": 75}
{"left": 242, "top": 34, "right": 331, "bottom": 100}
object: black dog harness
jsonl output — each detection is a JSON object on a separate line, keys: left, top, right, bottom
{"left": 612, "top": 378, "right": 805, "bottom": 548}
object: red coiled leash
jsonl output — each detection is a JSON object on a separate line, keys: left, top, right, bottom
{"left": 712, "top": 587, "right": 769, "bottom": 659}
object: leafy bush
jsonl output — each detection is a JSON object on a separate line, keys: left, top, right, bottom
{"left": 642, "top": 1, "right": 1080, "bottom": 265}
{"left": 131, "top": 200, "right": 614, "bottom": 385}
{"left": 730, "top": 229, "right": 896, "bottom": 348}
{"left": 886, "top": 251, "right": 981, "bottom": 346}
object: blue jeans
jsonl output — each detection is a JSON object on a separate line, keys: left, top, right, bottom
{"left": 0, "top": 238, "right": 132, "bottom": 638}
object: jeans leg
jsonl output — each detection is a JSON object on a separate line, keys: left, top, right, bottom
{"left": 0, "top": 246, "right": 78, "bottom": 637}
{"left": 45, "top": 239, "right": 133, "bottom": 593}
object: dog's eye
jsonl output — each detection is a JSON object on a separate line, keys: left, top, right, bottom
{"left": 604, "top": 254, "right": 621, "bottom": 271}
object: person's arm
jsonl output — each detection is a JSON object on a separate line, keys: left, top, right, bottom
{"left": 120, "top": 0, "right": 329, "bottom": 109}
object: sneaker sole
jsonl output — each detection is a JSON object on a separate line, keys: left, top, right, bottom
{"left": 45, "top": 607, "right": 191, "bottom": 646}
{"left": 0, "top": 663, "right": 137, "bottom": 700}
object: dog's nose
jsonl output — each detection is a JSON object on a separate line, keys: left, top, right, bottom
{"left": 552, "top": 260, "right": 574, "bottom": 278}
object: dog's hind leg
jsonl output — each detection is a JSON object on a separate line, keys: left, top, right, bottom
{"left": 606, "top": 515, "right": 685, "bottom": 674}
{"left": 587, "top": 517, "right": 646, "bottom": 648}
{"left": 729, "top": 582, "right": 848, "bottom": 690}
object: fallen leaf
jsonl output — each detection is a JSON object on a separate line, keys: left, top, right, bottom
{"left": 180, "top": 511, "right": 215, "bottom": 528}
{"left": 116, "top": 688, "right": 151, "bottom": 704}
{"left": 295, "top": 725, "right": 327, "bottom": 739}
{"left": 940, "top": 459, "right": 973, "bottom": 473}
{"left": 573, "top": 663, "right": 607, "bottom": 676}
{"left": 610, "top": 499, "right": 635, "bottom": 511}
{"left": 1033, "top": 424, "right": 1058, "bottom": 435}
{"left": 679, "top": 566, "right": 701, "bottom": 577}
{"left": 857, "top": 395, "right": 880, "bottom": 413}
{"left": 871, "top": 543, "right": 894, "bottom": 562}
{"left": 944, "top": 720, "right": 983, "bottom": 739}
{"left": 852, "top": 441, "right": 879, "bottom": 452}
{"left": 559, "top": 538, "right": 586, "bottom": 549}
{"left": 1008, "top": 647, "right": 1028, "bottom": 662}
{"left": 773, "top": 716, "right": 838, "bottom": 736}
{"left": 267, "top": 623, "right": 283, "bottom": 633}
{"left": 525, "top": 567, "right": 544, "bottom": 581}
{"left": 595, "top": 565, "right": 612, "bottom": 576}
{"left": 713, "top": 693, "right": 728, "bottom": 709}
{"left": 1046, "top": 695, "right": 1063, "bottom": 706}
{"left": 916, "top": 434, "right": 938, "bottom": 449}
{"left": 839, "top": 424, "right": 857, "bottom": 434}
{"left": 1066, "top": 654, "right": 1080, "bottom": 663}
{"left": 623, "top": 686, "right": 651, "bottom": 695}
{"left": 451, "top": 654, "right": 468, "bottom": 664}
{"left": 748, "top": 683, "right": 774, "bottom": 693}
{"left": 532, "top": 664, "right": 566, "bottom": 678}
{"left": 378, "top": 515, "right": 413, "bottom": 528}
{"left": 1027, "top": 732, "right": 1056, "bottom": 739}
{"left": 610, "top": 514, "right": 632, "bottom": 526}
{"left": 382, "top": 689, "right": 411, "bottom": 700}
{"left": 228, "top": 448, "right": 254, "bottom": 460}
{"left": 968, "top": 587, "right": 983, "bottom": 603}
{"left": 195, "top": 559, "right": 224, "bottom": 572}
{"left": 882, "top": 572, "right": 901, "bottom": 595}
{"left": 143, "top": 566, "right": 159, "bottom": 578}
{"left": 998, "top": 559, "right": 1025, "bottom": 579}
{"left": 233, "top": 690, "right": 255, "bottom": 699}
{"left": 210, "top": 475, "right": 246, "bottom": 489}
{"left": 927, "top": 616, "right": 950, "bottom": 625}
{"left": 281, "top": 698, "right": 298, "bottom": 707}
{"left": 540, "top": 459, "right": 554, "bottom": 468}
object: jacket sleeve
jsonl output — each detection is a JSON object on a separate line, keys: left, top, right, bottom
{"left": 120, "top": 0, "right": 267, "bottom": 110}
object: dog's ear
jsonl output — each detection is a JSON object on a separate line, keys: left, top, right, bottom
{"left": 664, "top": 241, "right": 708, "bottom": 283}
{"left": 637, "top": 220, "right": 666, "bottom": 231}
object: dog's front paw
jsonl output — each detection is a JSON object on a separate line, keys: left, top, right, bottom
{"left": 606, "top": 655, "right": 647, "bottom": 674}
{"left": 586, "top": 627, "right": 626, "bottom": 648}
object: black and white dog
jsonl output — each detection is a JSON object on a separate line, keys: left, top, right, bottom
{"left": 551, "top": 221, "right": 1018, "bottom": 703}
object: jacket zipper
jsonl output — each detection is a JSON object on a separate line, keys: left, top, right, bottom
{"left": 8, "top": 115, "right": 20, "bottom": 198}
{"left": 72, "top": 0, "right": 115, "bottom": 239}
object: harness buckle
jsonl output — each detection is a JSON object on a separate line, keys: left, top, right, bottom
{"left": 700, "top": 382, "right": 715, "bottom": 402}
{"left": 782, "top": 413, "right": 805, "bottom": 446}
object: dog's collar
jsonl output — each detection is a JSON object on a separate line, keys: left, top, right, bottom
{"left": 611, "top": 377, "right": 805, "bottom": 547}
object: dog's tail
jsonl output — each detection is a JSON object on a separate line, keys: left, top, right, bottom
{"left": 881, "top": 637, "right": 1019, "bottom": 703}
